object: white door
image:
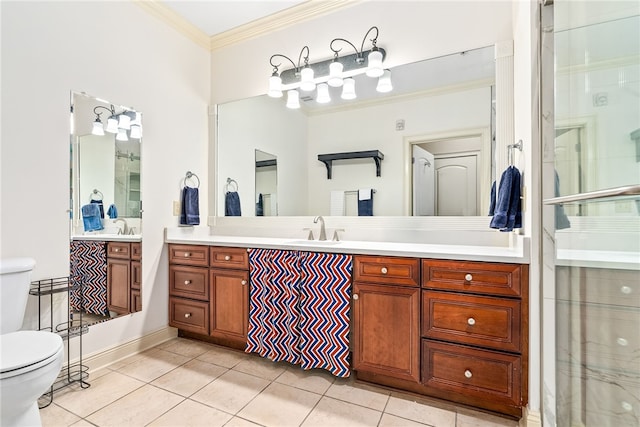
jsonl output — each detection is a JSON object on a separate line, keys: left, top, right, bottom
{"left": 412, "top": 145, "right": 435, "bottom": 216}
{"left": 434, "top": 154, "right": 478, "bottom": 216}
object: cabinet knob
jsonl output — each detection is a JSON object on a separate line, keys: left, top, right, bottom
{"left": 184, "top": 252, "right": 191, "bottom": 257}
{"left": 464, "top": 370, "right": 473, "bottom": 378}
{"left": 224, "top": 255, "right": 231, "bottom": 261}
{"left": 465, "top": 273, "right": 473, "bottom": 282}
{"left": 184, "top": 280, "right": 191, "bottom": 285}
{"left": 353, "top": 294, "right": 359, "bottom": 300}
{"left": 467, "top": 317, "right": 476, "bottom": 326}
{"left": 241, "top": 280, "right": 247, "bottom": 285}
{"left": 114, "top": 248, "right": 120, "bottom": 252}
{"left": 620, "top": 285, "right": 632, "bottom": 294}
{"left": 184, "top": 313, "right": 191, "bottom": 318}
{"left": 381, "top": 267, "right": 388, "bottom": 274}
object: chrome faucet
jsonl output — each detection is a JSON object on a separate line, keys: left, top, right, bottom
{"left": 313, "top": 216, "right": 327, "bottom": 241}
{"left": 114, "top": 218, "right": 129, "bottom": 235}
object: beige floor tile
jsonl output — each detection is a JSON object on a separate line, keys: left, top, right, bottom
{"left": 40, "top": 403, "right": 82, "bottom": 427}
{"left": 275, "top": 366, "right": 336, "bottom": 394}
{"left": 116, "top": 348, "right": 191, "bottom": 382}
{"left": 53, "top": 370, "right": 145, "bottom": 418}
{"left": 325, "top": 379, "right": 390, "bottom": 411}
{"left": 152, "top": 359, "right": 228, "bottom": 397}
{"left": 455, "top": 409, "right": 519, "bottom": 427}
{"left": 385, "top": 394, "right": 456, "bottom": 427}
{"left": 87, "top": 367, "right": 112, "bottom": 381}
{"left": 224, "top": 417, "right": 263, "bottom": 427}
{"left": 69, "top": 419, "right": 96, "bottom": 426}
{"left": 191, "top": 369, "right": 270, "bottom": 414}
{"left": 196, "top": 345, "right": 249, "bottom": 368}
{"left": 379, "top": 413, "right": 430, "bottom": 427}
{"left": 85, "top": 384, "right": 183, "bottom": 427}
{"left": 148, "top": 399, "right": 233, "bottom": 426}
{"left": 301, "top": 396, "right": 382, "bottom": 427}
{"left": 157, "top": 337, "right": 214, "bottom": 358}
{"left": 237, "top": 382, "right": 321, "bottom": 426}
{"left": 233, "top": 354, "right": 288, "bottom": 381}
{"left": 107, "top": 350, "right": 149, "bottom": 371}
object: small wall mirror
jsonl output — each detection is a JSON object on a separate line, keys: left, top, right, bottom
{"left": 69, "top": 91, "right": 143, "bottom": 326}
{"left": 255, "top": 149, "right": 278, "bottom": 216}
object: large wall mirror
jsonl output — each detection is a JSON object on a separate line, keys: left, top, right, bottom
{"left": 215, "top": 45, "right": 496, "bottom": 217}
{"left": 70, "top": 91, "right": 143, "bottom": 326}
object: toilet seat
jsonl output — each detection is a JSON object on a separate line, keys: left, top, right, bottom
{"left": 0, "top": 331, "right": 63, "bottom": 380}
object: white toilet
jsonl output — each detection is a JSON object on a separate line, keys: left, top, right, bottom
{"left": 0, "top": 258, "right": 64, "bottom": 427}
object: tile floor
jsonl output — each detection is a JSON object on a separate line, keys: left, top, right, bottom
{"left": 40, "top": 337, "right": 519, "bottom": 427}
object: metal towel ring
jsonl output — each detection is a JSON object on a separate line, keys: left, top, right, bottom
{"left": 184, "top": 171, "right": 200, "bottom": 188}
{"left": 90, "top": 189, "right": 103, "bottom": 201}
{"left": 225, "top": 177, "right": 238, "bottom": 193}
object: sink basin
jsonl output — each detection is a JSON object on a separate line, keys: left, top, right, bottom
{"left": 286, "top": 240, "right": 342, "bottom": 246}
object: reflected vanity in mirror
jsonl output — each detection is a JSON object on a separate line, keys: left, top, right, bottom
{"left": 216, "top": 45, "right": 496, "bottom": 216}
{"left": 255, "top": 150, "right": 278, "bottom": 216}
{"left": 69, "top": 91, "right": 143, "bottom": 327}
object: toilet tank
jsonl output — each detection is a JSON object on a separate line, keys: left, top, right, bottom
{"left": 0, "top": 258, "right": 36, "bottom": 334}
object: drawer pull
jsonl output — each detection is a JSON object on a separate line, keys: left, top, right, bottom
{"left": 465, "top": 274, "right": 473, "bottom": 282}
{"left": 184, "top": 280, "right": 191, "bottom": 285}
{"left": 620, "top": 285, "right": 632, "bottom": 294}
{"left": 184, "top": 313, "right": 192, "bottom": 318}
{"left": 467, "top": 317, "right": 476, "bottom": 326}
{"left": 241, "top": 280, "right": 247, "bottom": 285}
{"left": 381, "top": 267, "right": 388, "bottom": 274}
{"left": 224, "top": 255, "right": 231, "bottom": 261}
{"left": 617, "top": 337, "right": 628, "bottom": 347}
{"left": 464, "top": 370, "right": 473, "bottom": 378}
{"left": 353, "top": 294, "right": 359, "bottom": 300}
{"left": 184, "top": 252, "right": 191, "bottom": 257}
{"left": 114, "top": 248, "right": 120, "bottom": 252}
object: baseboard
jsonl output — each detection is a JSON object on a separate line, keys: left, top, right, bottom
{"left": 81, "top": 326, "right": 178, "bottom": 373}
{"left": 521, "top": 406, "right": 542, "bottom": 427}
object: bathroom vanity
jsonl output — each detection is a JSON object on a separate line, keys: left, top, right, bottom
{"left": 165, "top": 231, "right": 529, "bottom": 418}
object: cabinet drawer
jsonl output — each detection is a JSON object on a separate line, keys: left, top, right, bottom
{"left": 169, "top": 244, "right": 209, "bottom": 267}
{"left": 354, "top": 256, "right": 419, "bottom": 287}
{"left": 107, "top": 242, "right": 131, "bottom": 259}
{"left": 131, "top": 242, "right": 142, "bottom": 261}
{"left": 170, "top": 265, "right": 209, "bottom": 301}
{"left": 422, "top": 340, "right": 521, "bottom": 407}
{"left": 422, "top": 260, "right": 522, "bottom": 297}
{"left": 210, "top": 247, "right": 249, "bottom": 270}
{"left": 169, "top": 297, "right": 209, "bottom": 335}
{"left": 422, "top": 291, "right": 521, "bottom": 352}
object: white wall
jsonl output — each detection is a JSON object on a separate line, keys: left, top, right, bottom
{"left": 1, "top": 1, "right": 210, "bottom": 355}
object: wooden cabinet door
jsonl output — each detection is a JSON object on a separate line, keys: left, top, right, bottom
{"left": 210, "top": 268, "right": 249, "bottom": 344}
{"left": 352, "top": 282, "right": 420, "bottom": 383}
{"left": 107, "top": 258, "right": 130, "bottom": 314}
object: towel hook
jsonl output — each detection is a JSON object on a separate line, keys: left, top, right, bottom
{"left": 89, "top": 189, "right": 103, "bottom": 201}
{"left": 225, "top": 177, "right": 238, "bottom": 193}
{"left": 507, "top": 140, "right": 523, "bottom": 166}
{"left": 184, "top": 171, "right": 200, "bottom": 188}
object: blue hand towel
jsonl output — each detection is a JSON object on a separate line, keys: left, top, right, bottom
{"left": 357, "top": 188, "right": 373, "bottom": 216}
{"left": 488, "top": 181, "right": 496, "bottom": 215}
{"left": 180, "top": 186, "right": 200, "bottom": 225}
{"left": 91, "top": 199, "right": 104, "bottom": 219}
{"left": 82, "top": 203, "right": 104, "bottom": 232}
{"left": 107, "top": 204, "right": 118, "bottom": 219}
{"left": 490, "top": 166, "right": 522, "bottom": 232}
{"left": 225, "top": 191, "right": 241, "bottom": 216}
{"left": 256, "top": 193, "right": 264, "bottom": 216}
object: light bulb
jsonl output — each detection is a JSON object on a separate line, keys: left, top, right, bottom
{"left": 341, "top": 78, "right": 356, "bottom": 100}
{"left": 300, "top": 67, "right": 316, "bottom": 92}
{"left": 268, "top": 74, "right": 283, "bottom": 98}
{"left": 286, "top": 89, "right": 300, "bottom": 109}
{"left": 328, "top": 61, "right": 344, "bottom": 87}
{"left": 316, "top": 83, "right": 331, "bottom": 104}
{"left": 129, "top": 124, "right": 142, "bottom": 139}
{"left": 376, "top": 69, "right": 393, "bottom": 93}
{"left": 91, "top": 119, "right": 105, "bottom": 136}
{"left": 116, "top": 128, "right": 128, "bottom": 141}
{"left": 366, "top": 50, "right": 384, "bottom": 77}
{"left": 118, "top": 113, "right": 131, "bottom": 130}
{"left": 105, "top": 116, "right": 119, "bottom": 133}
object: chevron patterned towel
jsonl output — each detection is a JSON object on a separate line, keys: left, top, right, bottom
{"left": 70, "top": 240, "right": 109, "bottom": 316}
{"left": 246, "top": 248, "right": 352, "bottom": 377}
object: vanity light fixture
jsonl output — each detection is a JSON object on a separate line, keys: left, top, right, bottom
{"left": 91, "top": 105, "right": 142, "bottom": 140}
{"left": 267, "top": 26, "right": 391, "bottom": 108}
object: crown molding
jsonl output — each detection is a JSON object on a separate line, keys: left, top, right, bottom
{"left": 209, "top": 0, "right": 361, "bottom": 51}
{"left": 133, "top": 0, "right": 212, "bottom": 50}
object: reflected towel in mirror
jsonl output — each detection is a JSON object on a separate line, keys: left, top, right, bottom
{"left": 358, "top": 188, "right": 373, "bottom": 216}
{"left": 330, "top": 191, "right": 345, "bottom": 216}
{"left": 256, "top": 193, "right": 264, "bottom": 216}
{"left": 225, "top": 191, "right": 241, "bottom": 216}
{"left": 180, "top": 186, "right": 200, "bottom": 225}
{"left": 82, "top": 203, "right": 104, "bottom": 232}
{"left": 107, "top": 204, "right": 118, "bottom": 219}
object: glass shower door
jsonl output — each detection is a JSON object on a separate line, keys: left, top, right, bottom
{"left": 542, "top": 1, "right": 640, "bottom": 426}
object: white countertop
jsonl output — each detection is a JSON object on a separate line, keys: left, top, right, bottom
{"left": 72, "top": 234, "right": 142, "bottom": 242}
{"left": 165, "top": 228, "right": 529, "bottom": 264}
